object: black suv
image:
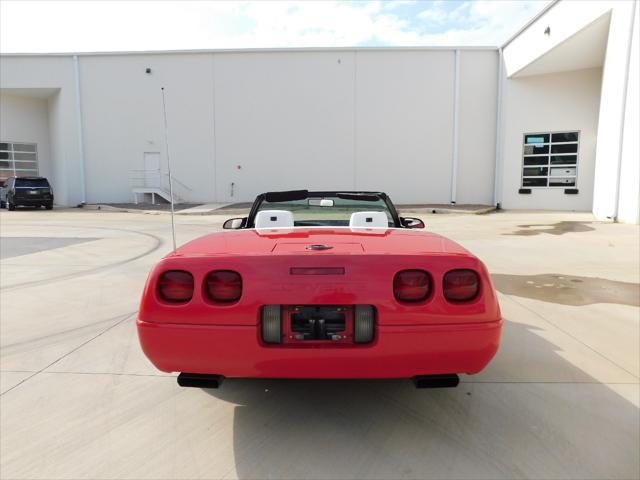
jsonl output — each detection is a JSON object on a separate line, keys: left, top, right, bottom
{"left": 0, "top": 177, "right": 54, "bottom": 210}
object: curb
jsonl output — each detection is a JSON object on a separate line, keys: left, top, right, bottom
{"left": 399, "top": 206, "right": 497, "bottom": 215}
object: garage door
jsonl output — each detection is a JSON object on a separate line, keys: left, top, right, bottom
{"left": 0, "top": 142, "right": 38, "bottom": 185}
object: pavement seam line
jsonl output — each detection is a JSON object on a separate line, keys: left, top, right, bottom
{"left": 0, "top": 224, "right": 164, "bottom": 291}
{"left": 0, "top": 311, "right": 136, "bottom": 397}
{"left": 36, "top": 371, "right": 175, "bottom": 378}
{"left": 506, "top": 295, "right": 640, "bottom": 380}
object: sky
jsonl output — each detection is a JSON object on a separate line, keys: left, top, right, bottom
{"left": 0, "top": 0, "right": 551, "bottom": 53}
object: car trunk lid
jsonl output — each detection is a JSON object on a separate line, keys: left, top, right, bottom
{"left": 271, "top": 242, "right": 364, "bottom": 254}
{"left": 175, "top": 228, "right": 469, "bottom": 257}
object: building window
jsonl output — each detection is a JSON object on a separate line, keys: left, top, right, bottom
{"left": 0, "top": 142, "right": 38, "bottom": 186}
{"left": 522, "top": 132, "right": 578, "bottom": 188}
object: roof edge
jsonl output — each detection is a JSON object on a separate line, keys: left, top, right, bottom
{"left": 0, "top": 45, "right": 499, "bottom": 57}
{"left": 502, "top": 0, "right": 561, "bottom": 49}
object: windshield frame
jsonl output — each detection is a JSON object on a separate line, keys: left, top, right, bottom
{"left": 246, "top": 191, "right": 401, "bottom": 228}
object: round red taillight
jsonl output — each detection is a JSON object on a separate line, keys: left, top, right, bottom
{"left": 443, "top": 269, "right": 480, "bottom": 302}
{"left": 205, "top": 270, "right": 242, "bottom": 303}
{"left": 158, "top": 270, "right": 194, "bottom": 303}
{"left": 393, "top": 269, "right": 431, "bottom": 302}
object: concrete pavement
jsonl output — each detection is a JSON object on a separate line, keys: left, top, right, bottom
{"left": 0, "top": 208, "right": 638, "bottom": 479}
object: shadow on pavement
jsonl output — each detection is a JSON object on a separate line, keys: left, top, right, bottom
{"left": 205, "top": 320, "right": 639, "bottom": 479}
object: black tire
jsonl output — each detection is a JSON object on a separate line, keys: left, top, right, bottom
{"left": 0, "top": 200, "right": 5, "bottom": 208}
{"left": 45, "top": 203, "right": 53, "bottom": 210}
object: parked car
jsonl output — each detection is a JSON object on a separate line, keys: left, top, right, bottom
{"left": 137, "top": 190, "right": 502, "bottom": 389}
{"left": 0, "top": 176, "right": 54, "bottom": 210}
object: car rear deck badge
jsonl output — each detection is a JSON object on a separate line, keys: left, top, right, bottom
{"left": 306, "top": 244, "right": 333, "bottom": 250}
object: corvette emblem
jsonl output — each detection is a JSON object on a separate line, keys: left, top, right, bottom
{"left": 306, "top": 244, "right": 333, "bottom": 251}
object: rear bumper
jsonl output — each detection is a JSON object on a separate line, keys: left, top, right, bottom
{"left": 13, "top": 197, "right": 52, "bottom": 205}
{"left": 137, "top": 319, "right": 502, "bottom": 378}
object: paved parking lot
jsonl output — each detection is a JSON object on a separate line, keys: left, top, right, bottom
{"left": 0, "top": 207, "right": 638, "bottom": 479}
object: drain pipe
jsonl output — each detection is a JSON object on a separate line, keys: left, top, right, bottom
{"left": 493, "top": 47, "right": 504, "bottom": 209}
{"left": 73, "top": 55, "right": 87, "bottom": 205}
{"left": 611, "top": 0, "right": 637, "bottom": 222}
{"left": 450, "top": 49, "right": 460, "bottom": 205}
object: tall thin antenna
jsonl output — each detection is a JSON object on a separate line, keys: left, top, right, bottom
{"left": 161, "top": 87, "right": 177, "bottom": 252}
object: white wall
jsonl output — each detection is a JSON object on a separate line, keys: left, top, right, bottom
{"left": 355, "top": 50, "right": 455, "bottom": 204}
{"left": 617, "top": 3, "right": 639, "bottom": 224}
{"left": 0, "top": 49, "right": 501, "bottom": 207}
{"left": 456, "top": 50, "right": 498, "bottom": 205}
{"left": 78, "top": 53, "right": 216, "bottom": 204}
{"left": 74, "top": 48, "right": 497, "bottom": 205}
{"left": 0, "top": 56, "right": 83, "bottom": 206}
{"left": 592, "top": 1, "right": 638, "bottom": 221}
{"left": 213, "top": 49, "right": 499, "bottom": 205}
{"left": 213, "top": 51, "right": 355, "bottom": 202}
{"left": 215, "top": 49, "right": 498, "bottom": 205}
{"left": 0, "top": 93, "right": 52, "bottom": 180}
{"left": 500, "top": 68, "right": 602, "bottom": 210}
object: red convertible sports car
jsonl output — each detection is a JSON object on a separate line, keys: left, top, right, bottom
{"left": 137, "top": 190, "right": 502, "bottom": 389}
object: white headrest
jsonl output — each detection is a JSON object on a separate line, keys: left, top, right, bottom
{"left": 255, "top": 210, "right": 294, "bottom": 229}
{"left": 349, "top": 211, "right": 389, "bottom": 228}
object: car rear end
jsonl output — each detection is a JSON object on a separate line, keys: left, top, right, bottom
{"left": 137, "top": 229, "right": 502, "bottom": 384}
{"left": 11, "top": 177, "right": 53, "bottom": 208}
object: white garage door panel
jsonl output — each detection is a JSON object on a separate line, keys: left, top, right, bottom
{"left": 355, "top": 51, "right": 455, "bottom": 204}
{"left": 213, "top": 52, "right": 355, "bottom": 202}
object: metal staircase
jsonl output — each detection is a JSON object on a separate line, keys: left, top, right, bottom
{"left": 129, "top": 169, "right": 191, "bottom": 204}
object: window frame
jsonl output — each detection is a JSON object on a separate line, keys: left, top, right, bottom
{"left": 520, "top": 131, "right": 580, "bottom": 189}
{"left": 0, "top": 141, "right": 39, "bottom": 184}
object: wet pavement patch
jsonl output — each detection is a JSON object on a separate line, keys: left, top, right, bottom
{"left": 505, "top": 221, "right": 595, "bottom": 236}
{"left": 492, "top": 273, "right": 640, "bottom": 307}
{"left": 0, "top": 237, "right": 100, "bottom": 259}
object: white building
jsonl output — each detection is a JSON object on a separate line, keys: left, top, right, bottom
{"left": 1, "top": 0, "right": 638, "bottom": 223}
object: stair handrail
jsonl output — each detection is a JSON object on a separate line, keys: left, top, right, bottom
{"left": 161, "top": 172, "right": 192, "bottom": 191}
{"left": 129, "top": 169, "right": 192, "bottom": 202}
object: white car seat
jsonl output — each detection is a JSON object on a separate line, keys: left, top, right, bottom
{"left": 255, "top": 210, "right": 295, "bottom": 229}
{"left": 349, "top": 211, "right": 389, "bottom": 228}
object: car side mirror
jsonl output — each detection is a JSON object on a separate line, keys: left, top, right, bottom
{"left": 223, "top": 217, "right": 246, "bottom": 229}
{"left": 401, "top": 217, "right": 425, "bottom": 229}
